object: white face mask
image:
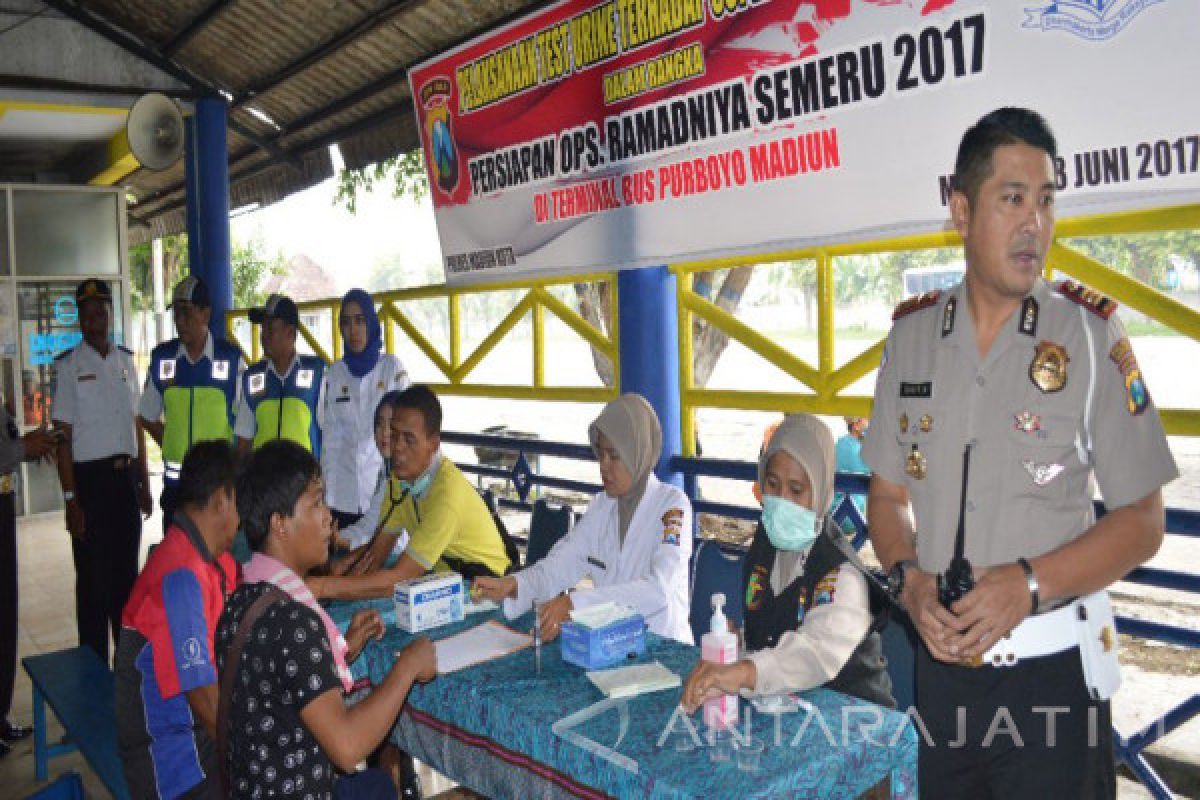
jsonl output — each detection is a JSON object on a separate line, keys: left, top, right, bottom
{"left": 762, "top": 495, "right": 820, "bottom": 552}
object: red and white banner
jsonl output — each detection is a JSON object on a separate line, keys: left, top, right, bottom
{"left": 409, "top": 0, "right": 1200, "bottom": 284}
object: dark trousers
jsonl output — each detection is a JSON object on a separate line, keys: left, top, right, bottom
{"left": 0, "top": 492, "right": 15, "bottom": 720}
{"left": 916, "top": 645, "right": 1116, "bottom": 799}
{"left": 160, "top": 483, "right": 179, "bottom": 537}
{"left": 73, "top": 457, "right": 142, "bottom": 666}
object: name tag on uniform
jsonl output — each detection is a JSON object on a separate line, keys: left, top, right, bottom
{"left": 334, "top": 396, "right": 351, "bottom": 403}
{"left": 212, "top": 360, "right": 229, "bottom": 381}
{"left": 587, "top": 556, "right": 607, "bottom": 570}
{"left": 77, "top": 373, "right": 96, "bottom": 382}
{"left": 297, "top": 369, "right": 314, "bottom": 389}
{"left": 248, "top": 373, "right": 266, "bottom": 395}
{"left": 899, "top": 381, "right": 932, "bottom": 398}
{"left": 159, "top": 360, "right": 176, "bottom": 381}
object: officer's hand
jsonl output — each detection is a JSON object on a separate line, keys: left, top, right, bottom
{"left": 681, "top": 659, "right": 756, "bottom": 714}
{"left": 537, "top": 593, "right": 573, "bottom": 641}
{"left": 22, "top": 428, "right": 57, "bottom": 461}
{"left": 472, "top": 575, "right": 517, "bottom": 602}
{"left": 65, "top": 499, "right": 86, "bottom": 541}
{"left": 137, "top": 482, "right": 153, "bottom": 518}
{"left": 344, "top": 609, "right": 385, "bottom": 662}
{"left": 397, "top": 637, "right": 437, "bottom": 683}
{"left": 947, "top": 563, "right": 1033, "bottom": 660}
{"left": 902, "top": 568, "right": 964, "bottom": 663}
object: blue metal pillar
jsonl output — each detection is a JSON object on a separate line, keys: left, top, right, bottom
{"left": 617, "top": 266, "right": 683, "bottom": 488}
{"left": 184, "top": 96, "right": 232, "bottom": 339}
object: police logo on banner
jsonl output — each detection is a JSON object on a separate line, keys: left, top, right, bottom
{"left": 420, "top": 78, "right": 460, "bottom": 194}
{"left": 1022, "top": 0, "right": 1167, "bottom": 41}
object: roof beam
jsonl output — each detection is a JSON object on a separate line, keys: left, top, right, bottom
{"left": 236, "top": 0, "right": 425, "bottom": 103}
{"left": 0, "top": 73, "right": 203, "bottom": 99}
{"left": 161, "top": 0, "right": 237, "bottom": 58}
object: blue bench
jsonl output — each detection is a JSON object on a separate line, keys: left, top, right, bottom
{"left": 22, "top": 647, "right": 130, "bottom": 800}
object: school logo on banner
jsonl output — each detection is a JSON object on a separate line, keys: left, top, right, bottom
{"left": 421, "top": 78, "right": 460, "bottom": 194}
{"left": 1022, "top": 0, "right": 1166, "bottom": 41}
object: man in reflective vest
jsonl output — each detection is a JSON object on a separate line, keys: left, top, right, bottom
{"left": 138, "top": 276, "right": 245, "bottom": 534}
{"left": 235, "top": 294, "right": 325, "bottom": 456}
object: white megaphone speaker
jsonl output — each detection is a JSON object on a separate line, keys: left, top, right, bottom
{"left": 127, "top": 93, "right": 184, "bottom": 171}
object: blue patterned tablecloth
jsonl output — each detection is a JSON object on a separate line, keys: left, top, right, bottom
{"left": 328, "top": 599, "right": 916, "bottom": 800}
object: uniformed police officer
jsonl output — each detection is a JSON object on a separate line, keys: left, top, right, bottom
{"left": 52, "top": 279, "right": 154, "bottom": 665}
{"left": 864, "top": 108, "right": 1177, "bottom": 798}
{"left": 234, "top": 293, "right": 325, "bottom": 455}
{"left": 0, "top": 407, "right": 56, "bottom": 757}
{"left": 138, "top": 276, "right": 245, "bottom": 534}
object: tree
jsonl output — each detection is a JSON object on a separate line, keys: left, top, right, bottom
{"left": 127, "top": 234, "right": 286, "bottom": 310}
{"left": 334, "top": 150, "right": 429, "bottom": 214}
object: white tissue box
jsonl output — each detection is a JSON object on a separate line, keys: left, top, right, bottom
{"left": 393, "top": 572, "right": 464, "bottom": 633}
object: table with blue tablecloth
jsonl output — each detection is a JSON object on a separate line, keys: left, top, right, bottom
{"left": 327, "top": 599, "right": 917, "bottom": 800}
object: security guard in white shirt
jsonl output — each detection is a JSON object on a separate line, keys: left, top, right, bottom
{"left": 52, "top": 278, "right": 153, "bottom": 665}
{"left": 475, "top": 394, "right": 694, "bottom": 644}
{"left": 322, "top": 288, "right": 409, "bottom": 531}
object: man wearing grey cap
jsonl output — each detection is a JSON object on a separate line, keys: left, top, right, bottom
{"left": 235, "top": 293, "right": 326, "bottom": 456}
{"left": 139, "top": 276, "right": 245, "bottom": 534}
{"left": 52, "top": 278, "right": 153, "bottom": 665}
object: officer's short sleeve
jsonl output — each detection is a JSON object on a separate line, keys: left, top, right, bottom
{"left": 51, "top": 353, "right": 76, "bottom": 426}
{"left": 861, "top": 333, "right": 906, "bottom": 484}
{"left": 138, "top": 371, "right": 163, "bottom": 421}
{"left": 233, "top": 390, "right": 256, "bottom": 440}
{"left": 1088, "top": 315, "right": 1178, "bottom": 509}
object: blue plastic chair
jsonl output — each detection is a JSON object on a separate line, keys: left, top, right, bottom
{"left": 24, "top": 772, "right": 84, "bottom": 800}
{"left": 525, "top": 498, "right": 574, "bottom": 568}
{"left": 689, "top": 539, "right": 746, "bottom": 644}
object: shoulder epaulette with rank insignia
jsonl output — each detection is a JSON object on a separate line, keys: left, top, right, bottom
{"left": 891, "top": 290, "right": 942, "bottom": 321}
{"left": 1056, "top": 280, "right": 1117, "bottom": 320}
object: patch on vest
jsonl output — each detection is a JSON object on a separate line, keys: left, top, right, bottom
{"left": 746, "top": 566, "right": 769, "bottom": 612}
{"left": 1056, "top": 280, "right": 1116, "bottom": 319}
{"left": 248, "top": 372, "right": 267, "bottom": 395}
{"left": 297, "top": 369, "right": 314, "bottom": 389}
{"left": 891, "top": 290, "right": 941, "bottom": 321}
{"left": 211, "top": 359, "right": 229, "bottom": 381}
{"left": 159, "top": 359, "right": 176, "bottom": 382}
{"left": 814, "top": 567, "right": 840, "bottom": 606}
{"left": 661, "top": 507, "right": 684, "bottom": 545}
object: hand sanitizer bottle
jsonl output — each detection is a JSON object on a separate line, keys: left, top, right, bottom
{"left": 701, "top": 592, "right": 739, "bottom": 731}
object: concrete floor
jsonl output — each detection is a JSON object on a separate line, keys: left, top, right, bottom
{"left": 0, "top": 498, "right": 1192, "bottom": 798}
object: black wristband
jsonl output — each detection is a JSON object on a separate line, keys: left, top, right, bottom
{"left": 1017, "top": 557, "right": 1040, "bottom": 614}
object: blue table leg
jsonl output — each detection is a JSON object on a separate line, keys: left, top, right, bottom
{"left": 33, "top": 685, "right": 47, "bottom": 781}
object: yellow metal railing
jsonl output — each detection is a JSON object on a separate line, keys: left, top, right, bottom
{"left": 227, "top": 273, "right": 621, "bottom": 405}
{"left": 672, "top": 203, "right": 1200, "bottom": 455}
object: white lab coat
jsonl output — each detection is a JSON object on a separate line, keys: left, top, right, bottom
{"left": 504, "top": 474, "right": 694, "bottom": 644}
{"left": 321, "top": 355, "right": 409, "bottom": 515}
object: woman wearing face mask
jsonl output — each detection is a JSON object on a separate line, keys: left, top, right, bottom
{"left": 322, "top": 289, "right": 410, "bottom": 532}
{"left": 682, "top": 414, "right": 894, "bottom": 710}
{"left": 474, "top": 393, "right": 694, "bottom": 644}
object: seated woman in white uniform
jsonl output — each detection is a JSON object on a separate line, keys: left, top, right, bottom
{"left": 475, "top": 393, "right": 693, "bottom": 644}
{"left": 682, "top": 414, "right": 894, "bottom": 709}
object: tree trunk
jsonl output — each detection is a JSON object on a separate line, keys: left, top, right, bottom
{"left": 692, "top": 266, "right": 755, "bottom": 387}
{"left": 574, "top": 282, "right": 616, "bottom": 387}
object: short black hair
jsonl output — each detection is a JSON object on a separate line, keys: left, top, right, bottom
{"left": 953, "top": 107, "right": 1057, "bottom": 204}
{"left": 393, "top": 385, "right": 442, "bottom": 436}
{"left": 237, "top": 440, "right": 321, "bottom": 552}
{"left": 176, "top": 440, "right": 238, "bottom": 510}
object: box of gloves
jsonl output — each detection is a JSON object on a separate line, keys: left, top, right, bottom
{"left": 560, "top": 603, "right": 646, "bottom": 669}
{"left": 393, "top": 572, "right": 464, "bottom": 633}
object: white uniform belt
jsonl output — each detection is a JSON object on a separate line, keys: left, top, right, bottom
{"left": 980, "top": 599, "right": 1080, "bottom": 667}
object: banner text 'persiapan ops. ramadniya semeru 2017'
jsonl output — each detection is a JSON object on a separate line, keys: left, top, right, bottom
{"left": 407, "top": 0, "right": 1200, "bottom": 285}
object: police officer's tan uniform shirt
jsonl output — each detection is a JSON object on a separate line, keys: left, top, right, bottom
{"left": 52, "top": 342, "right": 141, "bottom": 461}
{"left": 862, "top": 279, "right": 1177, "bottom": 573}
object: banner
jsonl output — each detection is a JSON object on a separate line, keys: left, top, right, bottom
{"left": 408, "top": 0, "right": 1200, "bottom": 284}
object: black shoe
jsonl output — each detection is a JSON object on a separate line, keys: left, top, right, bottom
{"left": 0, "top": 720, "right": 30, "bottom": 742}
{"left": 0, "top": 740, "right": 10, "bottom": 758}
{"left": 397, "top": 755, "right": 422, "bottom": 800}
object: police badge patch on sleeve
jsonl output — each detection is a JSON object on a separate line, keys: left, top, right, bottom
{"left": 661, "top": 507, "right": 684, "bottom": 545}
{"left": 1110, "top": 337, "right": 1149, "bottom": 415}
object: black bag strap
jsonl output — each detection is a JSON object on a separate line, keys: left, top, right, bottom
{"left": 217, "top": 586, "right": 289, "bottom": 798}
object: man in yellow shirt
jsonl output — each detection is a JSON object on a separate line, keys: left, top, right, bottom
{"left": 310, "top": 385, "right": 511, "bottom": 600}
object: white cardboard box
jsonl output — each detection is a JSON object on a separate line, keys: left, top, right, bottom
{"left": 393, "top": 572, "right": 465, "bottom": 633}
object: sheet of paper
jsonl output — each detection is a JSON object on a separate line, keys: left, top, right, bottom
{"left": 586, "top": 661, "right": 681, "bottom": 698}
{"left": 433, "top": 620, "right": 533, "bottom": 674}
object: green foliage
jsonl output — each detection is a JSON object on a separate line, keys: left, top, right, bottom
{"left": 126, "top": 233, "right": 286, "bottom": 310}
{"left": 1063, "top": 230, "right": 1200, "bottom": 290}
{"left": 334, "top": 149, "right": 430, "bottom": 214}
